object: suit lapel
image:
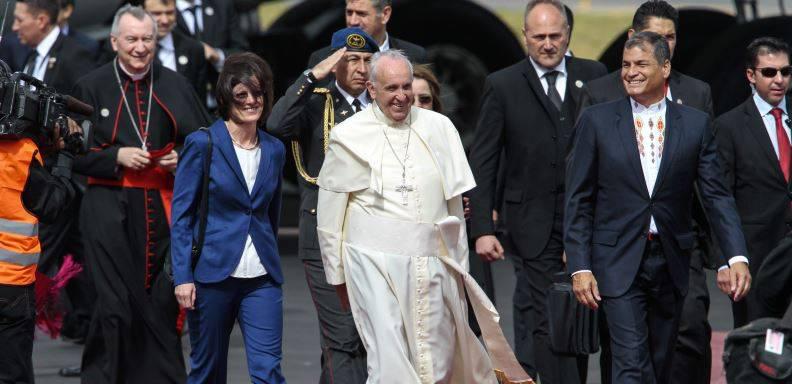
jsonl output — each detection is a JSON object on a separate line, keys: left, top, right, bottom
{"left": 211, "top": 122, "right": 248, "bottom": 192}
{"left": 521, "top": 60, "right": 559, "bottom": 124}
{"left": 171, "top": 32, "right": 187, "bottom": 73}
{"left": 744, "top": 99, "right": 787, "bottom": 183}
{"left": 42, "top": 34, "right": 65, "bottom": 85}
{"left": 331, "top": 85, "right": 355, "bottom": 121}
{"left": 250, "top": 129, "right": 272, "bottom": 196}
{"left": 651, "top": 102, "right": 682, "bottom": 196}
{"left": 200, "top": 0, "right": 216, "bottom": 39}
{"left": 615, "top": 99, "right": 649, "bottom": 197}
{"left": 565, "top": 58, "right": 584, "bottom": 110}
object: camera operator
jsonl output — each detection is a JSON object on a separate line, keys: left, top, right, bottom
{"left": 0, "top": 118, "right": 82, "bottom": 384}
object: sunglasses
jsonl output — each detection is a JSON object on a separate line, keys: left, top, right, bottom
{"left": 754, "top": 66, "right": 792, "bottom": 78}
{"left": 233, "top": 90, "right": 265, "bottom": 103}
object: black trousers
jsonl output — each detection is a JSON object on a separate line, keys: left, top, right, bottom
{"left": 302, "top": 259, "right": 367, "bottom": 384}
{"left": 515, "top": 210, "right": 586, "bottom": 384}
{"left": 600, "top": 247, "right": 711, "bottom": 384}
{"left": 602, "top": 238, "right": 684, "bottom": 384}
{"left": 0, "top": 283, "right": 35, "bottom": 384}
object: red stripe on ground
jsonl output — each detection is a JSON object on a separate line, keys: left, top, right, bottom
{"left": 711, "top": 331, "right": 727, "bottom": 384}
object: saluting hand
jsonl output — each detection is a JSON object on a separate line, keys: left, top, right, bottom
{"left": 175, "top": 283, "right": 196, "bottom": 310}
{"left": 311, "top": 47, "right": 347, "bottom": 81}
{"left": 117, "top": 147, "right": 151, "bottom": 170}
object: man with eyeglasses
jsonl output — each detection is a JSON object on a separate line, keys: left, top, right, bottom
{"left": 714, "top": 36, "right": 792, "bottom": 327}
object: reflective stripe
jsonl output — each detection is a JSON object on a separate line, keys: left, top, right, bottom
{"left": 0, "top": 218, "right": 38, "bottom": 237}
{"left": 0, "top": 248, "right": 39, "bottom": 266}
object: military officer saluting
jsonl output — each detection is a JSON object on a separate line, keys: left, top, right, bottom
{"left": 266, "top": 27, "right": 378, "bottom": 383}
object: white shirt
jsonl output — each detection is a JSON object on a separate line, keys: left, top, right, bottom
{"left": 529, "top": 56, "right": 567, "bottom": 101}
{"left": 380, "top": 33, "right": 390, "bottom": 52}
{"left": 157, "top": 33, "right": 177, "bottom": 72}
{"left": 230, "top": 143, "right": 268, "bottom": 278}
{"left": 26, "top": 26, "right": 61, "bottom": 81}
{"left": 631, "top": 97, "right": 666, "bottom": 234}
{"left": 753, "top": 93, "right": 790, "bottom": 158}
{"left": 176, "top": 0, "right": 225, "bottom": 73}
{"left": 335, "top": 81, "right": 370, "bottom": 111}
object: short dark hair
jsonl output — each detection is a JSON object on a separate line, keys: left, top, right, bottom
{"left": 632, "top": 0, "right": 678, "bottom": 33}
{"left": 624, "top": 31, "right": 671, "bottom": 65}
{"left": 20, "top": 0, "right": 60, "bottom": 25}
{"left": 745, "top": 37, "right": 791, "bottom": 69}
{"left": 216, "top": 52, "right": 274, "bottom": 126}
{"left": 413, "top": 64, "right": 443, "bottom": 114}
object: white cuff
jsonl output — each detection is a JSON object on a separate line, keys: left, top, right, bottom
{"left": 212, "top": 49, "right": 226, "bottom": 73}
{"left": 728, "top": 255, "right": 749, "bottom": 267}
{"left": 571, "top": 269, "right": 592, "bottom": 276}
{"left": 718, "top": 265, "right": 729, "bottom": 272}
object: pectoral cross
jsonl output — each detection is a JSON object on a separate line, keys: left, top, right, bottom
{"left": 395, "top": 173, "right": 414, "bottom": 206}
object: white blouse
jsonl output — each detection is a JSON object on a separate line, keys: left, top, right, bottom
{"left": 230, "top": 143, "right": 267, "bottom": 278}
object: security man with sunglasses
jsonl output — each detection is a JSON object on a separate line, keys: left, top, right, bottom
{"left": 714, "top": 36, "right": 792, "bottom": 327}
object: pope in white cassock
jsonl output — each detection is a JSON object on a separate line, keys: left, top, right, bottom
{"left": 316, "top": 50, "right": 532, "bottom": 384}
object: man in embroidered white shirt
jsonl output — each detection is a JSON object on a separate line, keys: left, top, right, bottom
{"left": 565, "top": 31, "right": 751, "bottom": 384}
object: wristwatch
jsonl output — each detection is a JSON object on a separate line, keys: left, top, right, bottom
{"left": 303, "top": 69, "right": 317, "bottom": 83}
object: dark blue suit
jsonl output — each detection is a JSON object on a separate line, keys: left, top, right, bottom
{"left": 564, "top": 99, "right": 747, "bottom": 383}
{"left": 171, "top": 119, "right": 285, "bottom": 384}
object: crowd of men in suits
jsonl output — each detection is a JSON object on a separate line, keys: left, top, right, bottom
{"left": 3, "top": 0, "right": 791, "bottom": 382}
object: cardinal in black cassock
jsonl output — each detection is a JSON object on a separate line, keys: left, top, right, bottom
{"left": 71, "top": 7, "right": 211, "bottom": 383}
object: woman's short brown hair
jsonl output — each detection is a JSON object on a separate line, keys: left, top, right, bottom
{"left": 412, "top": 64, "right": 443, "bottom": 114}
{"left": 216, "top": 52, "right": 274, "bottom": 126}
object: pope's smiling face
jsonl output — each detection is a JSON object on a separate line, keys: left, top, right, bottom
{"left": 621, "top": 43, "right": 670, "bottom": 105}
{"left": 367, "top": 56, "right": 413, "bottom": 122}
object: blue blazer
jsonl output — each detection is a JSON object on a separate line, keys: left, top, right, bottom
{"left": 171, "top": 119, "right": 284, "bottom": 286}
{"left": 564, "top": 98, "right": 748, "bottom": 297}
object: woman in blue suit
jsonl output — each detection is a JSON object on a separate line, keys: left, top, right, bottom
{"left": 171, "top": 52, "right": 286, "bottom": 384}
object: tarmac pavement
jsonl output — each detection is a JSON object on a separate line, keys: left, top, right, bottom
{"left": 33, "top": 253, "right": 734, "bottom": 383}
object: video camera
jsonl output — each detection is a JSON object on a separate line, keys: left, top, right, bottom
{"left": 0, "top": 60, "right": 93, "bottom": 153}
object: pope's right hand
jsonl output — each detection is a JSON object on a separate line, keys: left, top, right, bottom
{"left": 117, "top": 147, "right": 151, "bottom": 170}
{"left": 311, "top": 47, "right": 347, "bottom": 81}
{"left": 475, "top": 235, "right": 504, "bottom": 262}
{"left": 572, "top": 271, "right": 601, "bottom": 310}
{"left": 175, "top": 283, "right": 196, "bottom": 310}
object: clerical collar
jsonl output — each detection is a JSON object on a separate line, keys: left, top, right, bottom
{"left": 117, "top": 59, "right": 151, "bottom": 81}
{"left": 335, "top": 81, "right": 369, "bottom": 109}
{"left": 753, "top": 92, "right": 788, "bottom": 118}
{"left": 372, "top": 101, "right": 412, "bottom": 128}
{"left": 35, "top": 26, "right": 61, "bottom": 60}
{"left": 528, "top": 56, "right": 567, "bottom": 79}
{"left": 630, "top": 96, "right": 666, "bottom": 114}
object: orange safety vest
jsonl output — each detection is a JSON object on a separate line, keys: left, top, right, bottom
{"left": 0, "top": 138, "right": 42, "bottom": 285}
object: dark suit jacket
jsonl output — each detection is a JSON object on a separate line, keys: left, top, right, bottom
{"left": 755, "top": 233, "right": 792, "bottom": 318}
{"left": 714, "top": 97, "right": 792, "bottom": 275}
{"left": 266, "top": 75, "right": 359, "bottom": 260}
{"left": 565, "top": 99, "right": 747, "bottom": 297}
{"left": 306, "top": 36, "right": 427, "bottom": 68}
{"left": 33, "top": 33, "right": 96, "bottom": 95}
{"left": 468, "top": 57, "right": 606, "bottom": 260}
{"left": 580, "top": 69, "right": 714, "bottom": 118}
{"left": 63, "top": 26, "right": 100, "bottom": 61}
{"left": 579, "top": 69, "right": 719, "bottom": 268}
{"left": 175, "top": 0, "right": 249, "bottom": 54}
{"left": 170, "top": 30, "right": 210, "bottom": 102}
{"left": 171, "top": 119, "right": 284, "bottom": 286}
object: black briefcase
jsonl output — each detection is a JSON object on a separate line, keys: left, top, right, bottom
{"left": 723, "top": 302, "right": 792, "bottom": 383}
{"left": 546, "top": 272, "right": 600, "bottom": 355}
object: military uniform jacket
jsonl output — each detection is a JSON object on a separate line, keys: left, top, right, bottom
{"left": 267, "top": 75, "right": 360, "bottom": 260}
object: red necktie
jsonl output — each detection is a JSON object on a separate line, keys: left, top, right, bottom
{"left": 770, "top": 108, "right": 791, "bottom": 182}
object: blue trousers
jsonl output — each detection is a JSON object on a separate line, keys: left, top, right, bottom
{"left": 187, "top": 275, "right": 285, "bottom": 384}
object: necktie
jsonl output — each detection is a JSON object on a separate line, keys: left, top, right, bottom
{"left": 352, "top": 99, "right": 362, "bottom": 113}
{"left": 544, "top": 71, "right": 562, "bottom": 111}
{"left": 771, "top": 108, "right": 791, "bottom": 182}
{"left": 188, "top": 5, "right": 203, "bottom": 39}
{"left": 24, "top": 51, "right": 38, "bottom": 76}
